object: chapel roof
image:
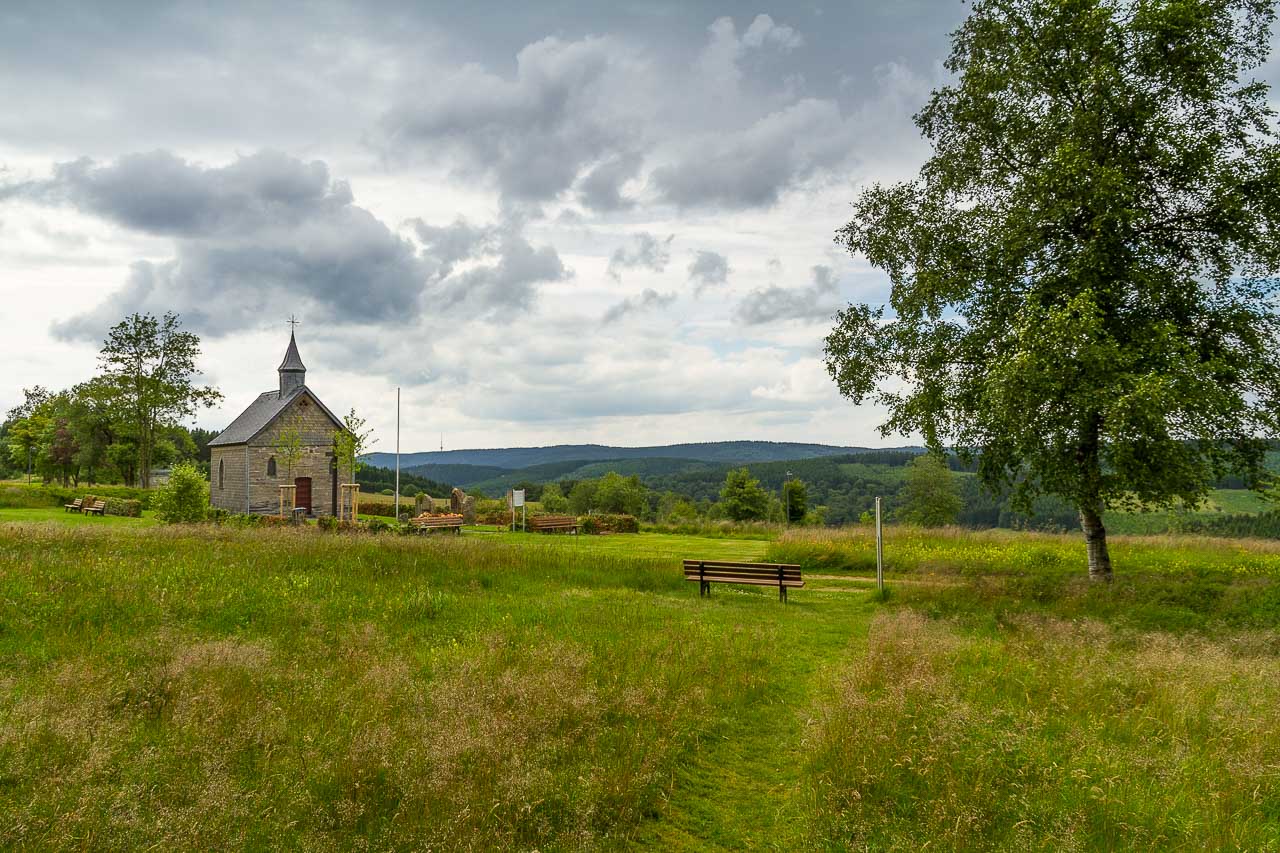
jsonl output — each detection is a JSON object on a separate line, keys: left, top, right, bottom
{"left": 207, "top": 385, "right": 344, "bottom": 448}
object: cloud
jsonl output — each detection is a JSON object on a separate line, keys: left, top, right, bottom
{"left": 688, "top": 250, "right": 730, "bottom": 291}
{"left": 735, "top": 264, "right": 841, "bottom": 325}
{"left": 8, "top": 151, "right": 427, "bottom": 340}
{"left": 652, "top": 98, "right": 857, "bottom": 209}
{"left": 602, "top": 287, "right": 676, "bottom": 323}
{"left": 576, "top": 151, "right": 643, "bottom": 212}
{"left": 381, "top": 35, "right": 647, "bottom": 208}
{"left": 435, "top": 230, "right": 571, "bottom": 316}
{"left": 607, "top": 232, "right": 673, "bottom": 280}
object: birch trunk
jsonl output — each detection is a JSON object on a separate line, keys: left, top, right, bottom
{"left": 1079, "top": 505, "right": 1112, "bottom": 582}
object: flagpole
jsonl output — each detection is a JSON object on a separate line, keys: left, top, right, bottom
{"left": 394, "top": 387, "right": 401, "bottom": 520}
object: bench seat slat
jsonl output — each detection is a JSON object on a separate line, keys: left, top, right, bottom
{"left": 680, "top": 571, "right": 798, "bottom": 584}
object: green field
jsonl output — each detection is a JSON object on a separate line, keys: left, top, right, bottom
{"left": 2, "top": 520, "right": 1278, "bottom": 849}
{"left": 0, "top": 507, "right": 159, "bottom": 527}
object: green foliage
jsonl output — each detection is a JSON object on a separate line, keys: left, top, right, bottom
{"left": 102, "top": 498, "right": 142, "bottom": 518}
{"left": 824, "top": 0, "right": 1280, "bottom": 576}
{"left": 719, "top": 467, "right": 770, "bottom": 521}
{"left": 540, "top": 482, "right": 569, "bottom": 513}
{"left": 97, "top": 313, "right": 222, "bottom": 488}
{"left": 272, "top": 413, "right": 305, "bottom": 481}
{"left": 899, "top": 454, "right": 962, "bottom": 527}
{"left": 592, "top": 472, "right": 647, "bottom": 516}
{"left": 152, "top": 462, "right": 209, "bottom": 523}
{"left": 579, "top": 513, "right": 639, "bottom": 534}
{"left": 567, "top": 480, "right": 597, "bottom": 515}
{"left": 334, "top": 408, "right": 374, "bottom": 479}
{"left": 782, "top": 478, "right": 807, "bottom": 523}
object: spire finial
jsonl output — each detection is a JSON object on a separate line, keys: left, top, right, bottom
{"left": 287, "top": 315, "right": 300, "bottom": 332}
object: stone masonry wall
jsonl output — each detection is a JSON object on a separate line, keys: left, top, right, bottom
{"left": 209, "top": 391, "right": 351, "bottom": 516}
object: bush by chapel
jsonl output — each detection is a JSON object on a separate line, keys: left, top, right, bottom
{"left": 208, "top": 332, "right": 350, "bottom": 516}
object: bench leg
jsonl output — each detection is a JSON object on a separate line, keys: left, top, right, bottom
{"left": 780, "top": 585, "right": 787, "bottom": 603}
{"left": 700, "top": 580, "right": 709, "bottom": 597}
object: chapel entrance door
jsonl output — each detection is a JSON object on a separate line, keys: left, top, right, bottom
{"left": 295, "top": 477, "right": 312, "bottom": 514}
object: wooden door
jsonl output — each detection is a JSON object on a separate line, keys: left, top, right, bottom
{"left": 295, "top": 477, "right": 312, "bottom": 513}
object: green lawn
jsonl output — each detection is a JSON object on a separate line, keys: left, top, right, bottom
{"left": 471, "top": 529, "right": 769, "bottom": 561}
{"left": 0, "top": 507, "right": 158, "bottom": 526}
{"left": 2, "top": 523, "right": 1277, "bottom": 849}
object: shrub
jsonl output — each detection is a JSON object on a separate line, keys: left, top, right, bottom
{"left": 589, "top": 513, "right": 639, "bottom": 534}
{"left": 317, "top": 515, "right": 339, "bottom": 532}
{"left": 152, "top": 462, "right": 209, "bottom": 524}
{"left": 579, "top": 516, "right": 601, "bottom": 535}
{"left": 365, "top": 518, "right": 395, "bottom": 535}
{"left": 103, "top": 498, "right": 142, "bottom": 518}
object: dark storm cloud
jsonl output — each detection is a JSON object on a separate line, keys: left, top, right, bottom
{"left": 651, "top": 99, "right": 857, "bottom": 209}
{"left": 381, "top": 35, "right": 643, "bottom": 207}
{"left": 13, "top": 151, "right": 428, "bottom": 340}
{"left": 19, "top": 150, "right": 343, "bottom": 236}
{"left": 436, "top": 231, "right": 571, "bottom": 315}
{"left": 735, "top": 264, "right": 840, "bottom": 325}
{"left": 688, "top": 249, "right": 730, "bottom": 291}
{"left": 607, "top": 232, "right": 673, "bottom": 280}
{"left": 602, "top": 287, "right": 677, "bottom": 323}
{"left": 576, "top": 151, "right": 643, "bottom": 212}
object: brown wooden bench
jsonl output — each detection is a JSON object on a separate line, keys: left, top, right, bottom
{"left": 529, "top": 515, "right": 578, "bottom": 534}
{"left": 83, "top": 500, "right": 106, "bottom": 517}
{"left": 683, "top": 559, "right": 804, "bottom": 602}
{"left": 409, "top": 514, "right": 463, "bottom": 534}
{"left": 64, "top": 498, "right": 84, "bottom": 513}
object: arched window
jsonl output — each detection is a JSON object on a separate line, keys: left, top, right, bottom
{"left": 218, "top": 458, "right": 224, "bottom": 490}
{"left": 267, "top": 456, "right": 277, "bottom": 477}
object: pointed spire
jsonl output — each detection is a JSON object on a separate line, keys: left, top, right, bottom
{"left": 278, "top": 330, "right": 306, "bottom": 396}
{"left": 278, "top": 330, "right": 306, "bottom": 372}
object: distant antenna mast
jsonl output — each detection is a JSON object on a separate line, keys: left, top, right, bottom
{"left": 440, "top": 433, "right": 444, "bottom": 452}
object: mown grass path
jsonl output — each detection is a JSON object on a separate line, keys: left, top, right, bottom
{"left": 636, "top": 583, "right": 875, "bottom": 850}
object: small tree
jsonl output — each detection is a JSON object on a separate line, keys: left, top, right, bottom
{"left": 720, "top": 467, "right": 770, "bottom": 521}
{"left": 899, "top": 454, "right": 963, "bottom": 527}
{"left": 333, "top": 408, "right": 375, "bottom": 480}
{"left": 153, "top": 461, "right": 209, "bottom": 523}
{"left": 274, "top": 413, "right": 305, "bottom": 482}
{"left": 540, "top": 482, "right": 569, "bottom": 513}
{"left": 568, "top": 480, "right": 598, "bottom": 515}
{"left": 594, "top": 472, "right": 648, "bottom": 516}
{"left": 782, "top": 478, "right": 808, "bottom": 524}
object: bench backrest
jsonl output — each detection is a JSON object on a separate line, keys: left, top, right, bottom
{"left": 531, "top": 515, "right": 576, "bottom": 526}
{"left": 682, "top": 560, "right": 802, "bottom": 582}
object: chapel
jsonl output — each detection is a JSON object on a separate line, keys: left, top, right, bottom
{"left": 208, "top": 331, "right": 350, "bottom": 516}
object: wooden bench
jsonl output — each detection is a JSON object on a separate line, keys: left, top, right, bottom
{"left": 64, "top": 498, "right": 84, "bottom": 513}
{"left": 409, "top": 514, "right": 463, "bottom": 534}
{"left": 529, "top": 515, "right": 578, "bottom": 534}
{"left": 683, "top": 560, "right": 804, "bottom": 602}
{"left": 83, "top": 500, "right": 106, "bottom": 517}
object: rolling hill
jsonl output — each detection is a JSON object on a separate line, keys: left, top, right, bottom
{"left": 362, "top": 440, "right": 868, "bottom": 471}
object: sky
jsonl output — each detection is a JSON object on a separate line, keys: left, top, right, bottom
{"left": 2, "top": 1, "right": 984, "bottom": 451}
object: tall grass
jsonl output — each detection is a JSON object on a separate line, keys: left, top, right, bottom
{"left": 0, "top": 525, "right": 778, "bottom": 848}
{"left": 806, "top": 610, "right": 1280, "bottom": 850}
{"left": 767, "top": 526, "right": 1280, "bottom": 632}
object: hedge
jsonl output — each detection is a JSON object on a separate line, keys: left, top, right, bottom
{"left": 0, "top": 483, "right": 155, "bottom": 510}
{"left": 578, "top": 513, "right": 639, "bottom": 534}
{"left": 103, "top": 498, "right": 143, "bottom": 518}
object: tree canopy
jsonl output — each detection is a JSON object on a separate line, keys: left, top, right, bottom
{"left": 825, "top": 0, "right": 1280, "bottom": 578}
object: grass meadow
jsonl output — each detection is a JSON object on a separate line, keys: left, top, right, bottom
{"left": 1, "top": 518, "right": 1278, "bottom": 849}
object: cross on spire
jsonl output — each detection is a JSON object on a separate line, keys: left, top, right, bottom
{"left": 287, "top": 315, "right": 301, "bottom": 331}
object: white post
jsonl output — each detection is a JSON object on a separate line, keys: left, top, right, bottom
{"left": 394, "top": 387, "right": 401, "bottom": 520}
{"left": 875, "top": 496, "right": 884, "bottom": 593}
